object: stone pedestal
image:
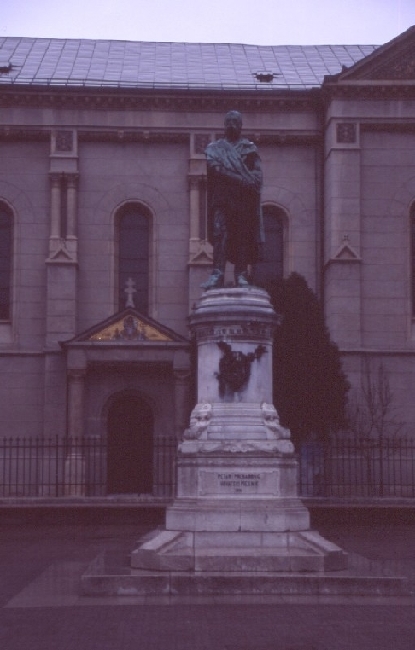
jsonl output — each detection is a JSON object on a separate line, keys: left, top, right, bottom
{"left": 131, "top": 287, "right": 347, "bottom": 573}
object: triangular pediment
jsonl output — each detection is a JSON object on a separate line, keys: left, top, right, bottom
{"left": 333, "top": 241, "right": 360, "bottom": 261}
{"left": 326, "top": 26, "right": 415, "bottom": 83}
{"left": 63, "top": 308, "right": 189, "bottom": 345}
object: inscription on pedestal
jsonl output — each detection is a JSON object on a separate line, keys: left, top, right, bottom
{"left": 195, "top": 323, "right": 273, "bottom": 341}
{"left": 219, "top": 472, "right": 260, "bottom": 492}
{"left": 199, "top": 470, "right": 279, "bottom": 496}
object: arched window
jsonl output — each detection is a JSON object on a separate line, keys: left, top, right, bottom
{"left": 116, "top": 203, "right": 150, "bottom": 314}
{"left": 0, "top": 202, "right": 12, "bottom": 320}
{"left": 411, "top": 203, "right": 415, "bottom": 316}
{"left": 254, "top": 204, "right": 285, "bottom": 286}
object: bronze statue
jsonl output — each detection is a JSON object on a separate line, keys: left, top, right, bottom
{"left": 202, "top": 110, "right": 263, "bottom": 290}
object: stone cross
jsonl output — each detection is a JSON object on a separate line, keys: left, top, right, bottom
{"left": 124, "top": 277, "right": 136, "bottom": 308}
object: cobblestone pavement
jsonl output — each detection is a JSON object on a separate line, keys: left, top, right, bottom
{"left": 0, "top": 516, "right": 414, "bottom": 650}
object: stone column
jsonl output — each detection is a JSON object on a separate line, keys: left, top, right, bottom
{"left": 170, "top": 363, "right": 191, "bottom": 496}
{"left": 187, "top": 161, "right": 212, "bottom": 310}
{"left": 65, "top": 173, "right": 79, "bottom": 261}
{"left": 67, "top": 369, "right": 85, "bottom": 438}
{"left": 65, "top": 368, "right": 86, "bottom": 496}
{"left": 189, "top": 176, "right": 200, "bottom": 243}
{"left": 66, "top": 173, "right": 78, "bottom": 237}
{"left": 173, "top": 367, "right": 190, "bottom": 441}
{"left": 49, "top": 172, "right": 62, "bottom": 246}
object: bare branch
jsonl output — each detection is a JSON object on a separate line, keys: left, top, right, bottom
{"left": 347, "top": 359, "right": 405, "bottom": 440}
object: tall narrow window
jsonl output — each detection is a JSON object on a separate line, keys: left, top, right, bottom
{"left": 254, "top": 204, "right": 285, "bottom": 286}
{"left": 0, "top": 203, "right": 12, "bottom": 320}
{"left": 117, "top": 203, "right": 150, "bottom": 314}
{"left": 199, "top": 177, "right": 207, "bottom": 241}
{"left": 411, "top": 203, "right": 415, "bottom": 316}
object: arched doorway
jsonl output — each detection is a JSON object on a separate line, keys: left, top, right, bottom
{"left": 107, "top": 391, "right": 153, "bottom": 494}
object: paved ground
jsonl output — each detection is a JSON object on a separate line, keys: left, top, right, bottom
{"left": 0, "top": 513, "right": 414, "bottom": 650}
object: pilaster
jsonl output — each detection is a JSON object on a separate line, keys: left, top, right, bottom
{"left": 45, "top": 131, "right": 79, "bottom": 347}
{"left": 67, "top": 368, "right": 86, "bottom": 439}
{"left": 65, "top": 367, "right": 86, "bottom": 495}
{"left": 49, "top": 172, "right": 62, "bottom": 244}
{"left": 173, "top": 366, "right": 191, "bottom": 441}
{"left": 324, "top": 119, "right": 362, "bottom": 348}
{"left": 188, "top": 134, "right": 213, "bottom": 310}
{"left": 65, "top": 172, "right": 79, "bottom": 259}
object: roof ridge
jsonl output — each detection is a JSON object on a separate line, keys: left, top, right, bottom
{"left": 0, "top": 35, "right": 380, "bottom": 48}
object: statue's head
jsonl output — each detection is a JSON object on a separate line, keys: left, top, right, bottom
{"left": 224, "top": 110, "right": 242, "bottom": 141}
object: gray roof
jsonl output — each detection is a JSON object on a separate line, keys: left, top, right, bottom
{"left": 0, "top": 37, "right": 378, "bottom": 91}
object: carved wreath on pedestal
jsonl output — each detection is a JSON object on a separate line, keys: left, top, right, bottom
{"left": 216, "top": 341, "right": 266, "bottom": 395}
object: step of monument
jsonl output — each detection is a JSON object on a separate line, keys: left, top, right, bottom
{"left": 182, "top": 548, "right": 324, "bottom": 572}
{"left": 171, "top": 546, "right": 316, "bottom": 556}
{"left": 81, "top": 562, "right": 412, "bottom": 598}
{"left": 138, "top": 544, "right": 326, "bottom": 572}
{"left": 131, "top": 528, "right": 347, "bottom": 572}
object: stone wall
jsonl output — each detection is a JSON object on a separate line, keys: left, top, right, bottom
{"left": 1, "top": 90, "right": 415, "bottom": 446}
{"left": 77, "top": 140, "right": 190, "bottom": 337}
{"left": 360, "top": 129, "right": 414, "bottom": 349}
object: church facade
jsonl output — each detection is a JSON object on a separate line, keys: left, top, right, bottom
{"left": 0, "top": 27, "right": 415, "bottom": 496}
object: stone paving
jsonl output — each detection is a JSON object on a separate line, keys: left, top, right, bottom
{"left": 0, "top": 515, "right": 414, "bottom": 650}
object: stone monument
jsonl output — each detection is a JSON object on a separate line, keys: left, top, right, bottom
{"left": 82, "top": 111, "right": 409, "bottom": 596}
{"left": 132, "top": 110, "right": 346, "bottom": 576}
{"left": 131, "top": 286, "right": 347, "bottom": 573}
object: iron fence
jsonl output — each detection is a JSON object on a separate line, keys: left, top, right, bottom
{"left": 0, "top": 434, "right": 414, "bottom": 499}
{"left": 0, "top": 435, "right": 176, "bottom": 498}
{"left": 299, "top": 436, "right": 415, "bottom": 498}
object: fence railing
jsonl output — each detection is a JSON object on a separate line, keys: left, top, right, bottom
{"left": 0, "top": 435, "right": 414, "bottom": 499}
{"left": 0, "top": 435, "right": 176, "bottom": 498}
{"left": 299, "top": 436, "right": 415, "bottom": 498}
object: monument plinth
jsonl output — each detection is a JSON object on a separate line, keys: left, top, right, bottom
{"left": 131, "top": 287, "right": 347, "bottom": 573}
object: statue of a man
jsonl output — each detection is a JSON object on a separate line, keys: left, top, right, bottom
{"left": 202, "top": 110, "right": 264, "bottom": 290}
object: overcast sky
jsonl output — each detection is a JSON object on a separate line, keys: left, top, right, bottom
{"left": 1, "top": 0, "right": 414, "bottom": 46}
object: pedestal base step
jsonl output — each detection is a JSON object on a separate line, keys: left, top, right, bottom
{"left": 130, "top": 528, "right": 348, "bottom": 573}
{"left": 81, "top": 565, "right": 411, "bottom": 598}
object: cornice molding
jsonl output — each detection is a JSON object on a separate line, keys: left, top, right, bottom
{"left": 0, "top": 87, "right": 320, "bottom": 113}
{"left": 0, "top": 128, "right": 49, "bottom": 142}
{"left": 340, "top": 348, "right": 415, "bottom": 356}
{"left": 323, "top": 83, "right": 415, "bottom": 101}
{"left": 0, "top": 127, "right": 320, "bottom": 146}
{"left": 78, "top": 130, "right": 320, "bottom": 146}
{"left": 360, "top": 122, "right": 415, "bottom": 133}
{"left": 78, "top": 130, "right": 189, "bottom": 144}
{"left": 252, "top": 133, "right": 320, "bottom": 146}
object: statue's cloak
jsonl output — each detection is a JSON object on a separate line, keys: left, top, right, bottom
{"left": 205, "top": 137, "right": 264, "bottom": 266}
